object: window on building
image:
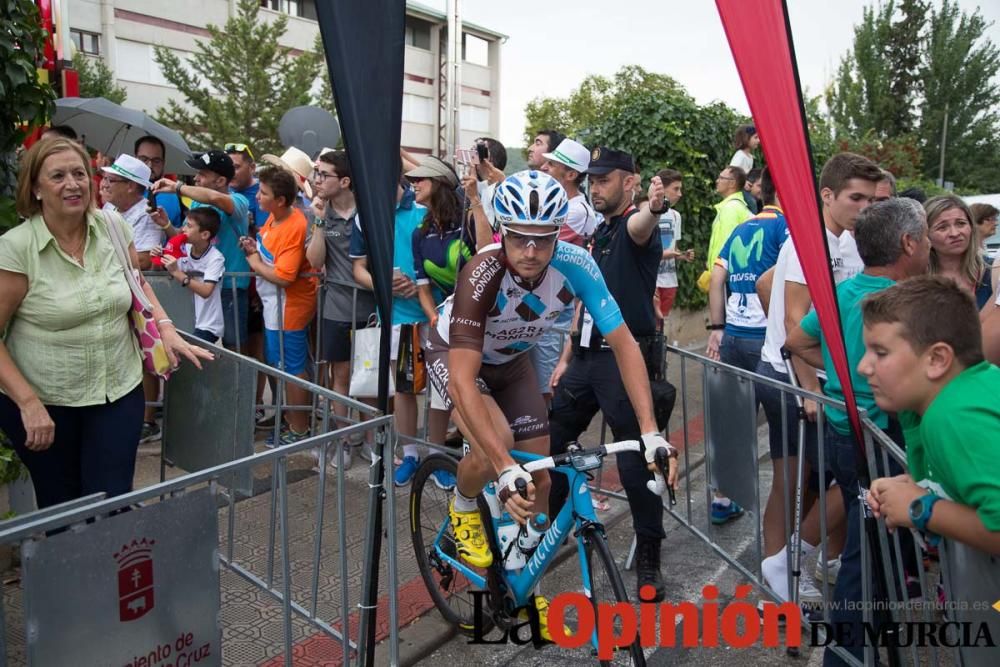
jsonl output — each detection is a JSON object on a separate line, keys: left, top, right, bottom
{"left": 462, "top": 33, "right": 488, "bottom": 66}
{"left": 116, "top": 39, "right": 199, "bottom": 89}
{"left": 260, "top": 0, "right": 316, "bottom": 20}
{"left": 71, "top": 29, "right": 101, "bottom": 56}
{"left": 402, "top": 94, "right": 434, "bottom": 125}
{"left": 405, "top": 17, "right": 432, "bottom": 50}
{"left": 460, "top": 104, "right": 490, "bottom": 133}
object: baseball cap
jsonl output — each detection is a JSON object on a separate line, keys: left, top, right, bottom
{"left": 586, "top": 146, "right": 636, "bottom": 176}
{"left": 542, "top": 138, "right": 590, "bottom": 175}
{"left": 405, "top": 156, "right": 459, "bottom": 189}
{"left": 101, "top": 154, "right": 152, "bottom": 188}
{"left": 185, "top": 150, "right": 236, "bottom": 181}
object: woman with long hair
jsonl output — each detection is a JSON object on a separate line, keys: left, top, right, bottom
{"left": 924, "top": 195, "right": 985, "bottom": 301}
{"left": 729, "top": 124, "right": 760, "bottom": 174}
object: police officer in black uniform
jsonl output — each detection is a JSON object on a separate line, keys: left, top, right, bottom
{"left": 549, "top": 147, "right": 672, "bottom": 600}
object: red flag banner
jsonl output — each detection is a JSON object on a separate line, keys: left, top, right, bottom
{"left": 715, "top": 0, "right": 864, "bottom": 444}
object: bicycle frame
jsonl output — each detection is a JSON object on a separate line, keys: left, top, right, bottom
{"left": 431, "top": 448, "right": 602, "bottom": 609}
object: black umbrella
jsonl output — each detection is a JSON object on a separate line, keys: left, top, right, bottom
{"left": 52, "top": 97, "right": 193, "bottom": 173}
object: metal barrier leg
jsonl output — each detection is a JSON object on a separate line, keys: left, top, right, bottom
{"left": 278, "top": 457, "right": 294, "bottom": 667}
{"left": 624, "top": 535, "right": 638, "bottom": 571}
{"left": 384, "top": 423, "right": 400, "bottom": 666}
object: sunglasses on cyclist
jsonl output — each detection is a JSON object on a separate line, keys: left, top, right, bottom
{"left": 500, "top": 224, "right": 560, "bottom": 250}
{"left": 224, "top": 143, "right": 255, "bottom": 160}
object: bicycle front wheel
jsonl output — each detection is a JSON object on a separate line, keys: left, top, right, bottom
{"left": 410, "top": 453, "right": 493, "bottom": 635}
{"left": 583, "top": 526, "right": 646, "bottom": 667}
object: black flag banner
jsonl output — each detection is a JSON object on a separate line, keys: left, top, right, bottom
{"left": 314, "top": 2, "right": 405, "bottom": 664}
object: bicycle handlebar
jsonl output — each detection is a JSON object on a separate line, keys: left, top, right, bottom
{"left": 520, "top": 440, "right": 676, "bottom": 504}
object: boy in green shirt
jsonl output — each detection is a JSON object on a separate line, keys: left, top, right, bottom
{"left": 862, "top": 276, "right": 1000, "bottom": 555}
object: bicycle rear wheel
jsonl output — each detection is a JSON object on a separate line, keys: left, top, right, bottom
{"left": 410, "top": 453, "right": 494, "bottom": 635}
{"left": 582, "top": 525, "right": 646, "bottom": 666}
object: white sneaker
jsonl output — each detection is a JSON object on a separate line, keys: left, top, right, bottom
{"left": 358, "top": 442, "right": 376, "bottom": 463}
{"left": 321, "top": 444, "right": 352, "bottom": 471}
{"left": 798, "top": 577, "right": 824, "bottom": 606}
{"left": 813, "top": 555, "right": 841, "bottom": 585}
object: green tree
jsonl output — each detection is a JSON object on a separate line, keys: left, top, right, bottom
{"left": 918, "top": 0, "right": 1000, "bottom": 191}
{"left": 72, "top": 52, "right": 127, "bottom": 104}
{"left": 524, "top": 66, "right": 743, "bottom": 309}
{"left": 153, "top": 0, "right": 321, "bottom": 155}
{"left": 0, "top": 0, "right": 57, "bottom": 231}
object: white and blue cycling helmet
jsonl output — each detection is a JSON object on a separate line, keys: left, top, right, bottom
{"left": 492, "top": 170, "right": 569, "bottom": 227}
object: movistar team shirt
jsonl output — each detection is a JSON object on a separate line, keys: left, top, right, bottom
{"left": 411, "top": 221, "right": 475, "bottom": 299}
{"left": 900, "top": 361, "right": 1000, "bottom": 531}
{"left": 349, "top": 187, "right": 427, "bottom": 325}
{"left": 439, "top": 241, "right": 623, "bottom": 364}
{"left": 715, "top": 206, "right": 789, "bottom": 338}
{"left": 799, "top": 272, "right": 895, "bottom": 435}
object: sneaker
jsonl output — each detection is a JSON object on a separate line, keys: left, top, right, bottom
{"left": 254, "top": 408, "right": 266, "bottom": 423}
{"left": 711, "top": 500, "right": 745, "bottom": 525}
{"left": 139, "top": 421, "right": 161, "bottom": 444}
{"left": 358, "top": 442, "right": 376, "bottom": 463}
{"left": 278, "top": 428, "right": 309, "bottom": 446}
{"left": 449, "top": 499, "right": 492, "bottom": 568}
{"left": 798, "top": 577, "right": 824, "bottom": 606}
{"left": 264, "top": 424, "right": 290, "bottom": 448}
{"left": 431, "top": 468, "right": 456, "bottom": 491}
{"left": 517, "top": 595, "right": 568, "bottom": 643}
{"left": 635, "top": 537, "right": 666, "bottom": 602}
{"left": 256, "top": 412, "right": 276, "bottom": 431}
{"left": 394, "top": 456, "right": 420, "bottom": 487}
{"left": 813, "top": 555, "right": 841, "bottom": 585}
{"left": 327, "top": 443, "right": 353, "bottom": 470}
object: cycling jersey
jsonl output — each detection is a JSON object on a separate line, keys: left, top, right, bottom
{"left": 435, "top": 241, "right": 624, "bottom": 365}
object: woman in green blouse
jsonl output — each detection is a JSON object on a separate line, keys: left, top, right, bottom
{"left": 0, "top": 137, "right": 212, "bottom": 508}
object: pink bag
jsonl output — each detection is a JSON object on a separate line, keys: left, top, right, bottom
{"left": 103, "top": 211, "right": 173, "bottom": 379}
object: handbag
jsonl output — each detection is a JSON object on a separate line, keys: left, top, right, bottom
{"left": 349, "top": 320, "right": 395, "bottom": 398}
{"left": 103, "top": 211, "right": 173, "bottom": 379}
{"left": 395, "top": 323, "right": 426, "bottom": 394}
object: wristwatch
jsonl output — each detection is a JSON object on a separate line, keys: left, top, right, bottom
{"left": 181, "top": 276, "right": 191, "bottom": 287}
{"left": 648, "top": 201, "right": 669, "bottom": 216}
{"left": 313, "top": 217, "right": 327, "bottom": 228}
{"left": 908, "top": 492, "right": 941, "bottom": 533}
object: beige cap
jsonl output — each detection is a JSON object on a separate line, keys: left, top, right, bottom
{"left": 404, "top": 155, "right": 459, "bottom": 189}
{"left": 261, "top": 146, "right": 314, "bottom": 199}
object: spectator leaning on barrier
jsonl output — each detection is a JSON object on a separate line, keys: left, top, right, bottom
{"left": 154, "top": 150, "right": 251, "bottom": 353}
{"left": 99, "top": 154, "right": 162, "bottom": 271}
{"left": 306, "top": 151, "right": 376, "bottom": 447}
{"left": 861, "top": 276, "right": 1000, "bottom": 556}
{"left": 226, "top": 142, "right": 268, "bottom": 235}
{"left": 548, "top": 147, "right": 669, "bottom": 601}
{"left": 135, "top": 135, "right": 183, "bottom": 227}
{"left": 698, "top": 165, "right": 753, "bottom": 292}
{"left": 706, "top": 166, "right": 789, "bottom": 528}
{"left": 157, "top": 208, "right": 226, "bottom": 344}
{"left": 241, "top": 167, "right": 317, "bottom": 447}
{"left": 0, "top": 137, "right": 211, "bottom": 508}
{"left": 785, "top": 197, "right": 930, "bottom": 667}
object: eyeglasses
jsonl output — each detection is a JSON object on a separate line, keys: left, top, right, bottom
{"left": 224, "top": 143, "right": 255, "bottom": 160}
{"left": 500, "top": 224, "right": 560, "bottom": 250}
{"left": 102, "top": 176, "right": 129, "bottom": 185}
{"left": 408, "top": 176, "right": 428, "bottom": 183}
{"left": 136, "top": 156, "right": 164, "bottom": 167}
{"left": 717, "top": 174, "right": 735, "bottom": 181}
{"left": 313, "top": 170, "right": 339, "bottom": 182}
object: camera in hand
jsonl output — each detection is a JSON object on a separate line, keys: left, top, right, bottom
{"left": 476, "top": 142, "right": 489, "bottom": 163}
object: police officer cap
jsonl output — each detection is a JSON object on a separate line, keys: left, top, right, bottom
{"left": 585, "top": 146, "right": 636, "bottom": 176}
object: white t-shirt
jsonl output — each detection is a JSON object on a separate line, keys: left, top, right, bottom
{"left": 177, "top": 244, "right": 226, "bottom": 337}
{"left": 105, "top": 198, "right": 163, "bottom": 253}
{"left": 560, "top": 193, "right": 597, "bottom": 246}
{"left": 761, "top": 227, "right": 851, "bottom": 372}
{"left": 656, "top": 210, "right": 683, "bottom": 288}
{"left": 839, "top": 231, "right": 864, "bottom": 279}
{"left": 730, "top": 150, "right": 754, "bottom": 174}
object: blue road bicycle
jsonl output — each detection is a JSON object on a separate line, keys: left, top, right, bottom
{"left": 410, "top": 440, "right": 672, "bottom": 665}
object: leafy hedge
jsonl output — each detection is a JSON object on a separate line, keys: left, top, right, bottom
{"left": 525, "top": 66, "right": 746, "bottom": 310}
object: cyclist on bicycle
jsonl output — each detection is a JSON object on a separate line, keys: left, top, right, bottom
{"left": 424, "top": 170, "right": 678, "bottom": 575}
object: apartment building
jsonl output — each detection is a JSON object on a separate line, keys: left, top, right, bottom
{"left": 66, "top": 0, "right": 505, "bottom": 155}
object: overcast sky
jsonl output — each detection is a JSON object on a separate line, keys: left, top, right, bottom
{"left": 424, "top": 0, "right": 1000, "bottom": 146}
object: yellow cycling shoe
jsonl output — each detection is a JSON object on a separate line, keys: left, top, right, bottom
{"left": 449, "top": 500, "right": 493, "bottom": 568}
{"left": 518, "top": 595, "right": 570, "bottom": 642}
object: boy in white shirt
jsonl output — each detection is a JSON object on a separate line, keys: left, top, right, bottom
{"left": 157, "top": 208, "right": 226, "bottom": 343}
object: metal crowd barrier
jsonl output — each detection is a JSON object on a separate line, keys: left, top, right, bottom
{"left": 0, "top": 334, "right": 401, "bottom": 667}
{"left": 587, "top": 345, "right": 999, "bottom": 666}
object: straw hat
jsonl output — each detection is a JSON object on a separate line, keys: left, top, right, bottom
{"left": 261, "top": 146, "right": 314, "bottom": 199}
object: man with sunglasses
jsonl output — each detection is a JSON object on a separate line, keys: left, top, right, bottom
{"left": 548, "top": 146, "right": 676, "bottom": 601}
{"left": 425, "top": 171, "right": 677, "bottom": 632}
{"left": 226, "top": 143, "right": 268, "bottom": 236}
{"left": 135, "top": 136, "right": 183, "bottom": 228}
